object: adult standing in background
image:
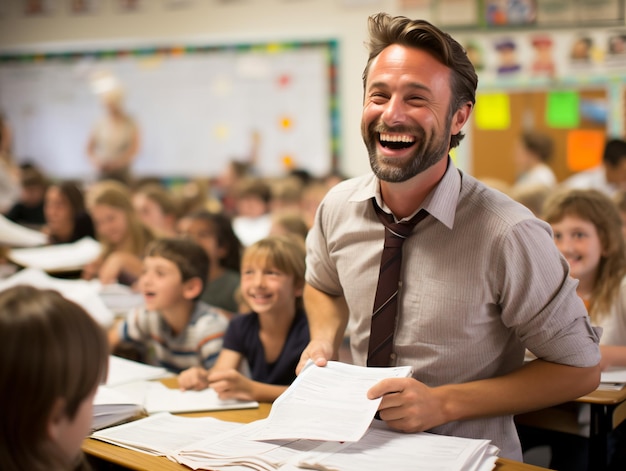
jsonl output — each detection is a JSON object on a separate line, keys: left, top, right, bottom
{"left": 0, "top": 111, "right": 18, "bottom": 213}
{"left": 86, "top": 74, "right": 139, "bottom": 185}
{"left": 298, "top": 13, "right": 600, "bottom": 460}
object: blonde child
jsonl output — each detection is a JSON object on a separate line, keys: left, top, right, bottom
{"left": 176, "top": 210, "right": 242, "bottom": 315}
{"left": 132, "top": 182, "right": 180, "bottom": 238}
{"left": 83, "top": 180, "right": 154, "bottom": 285}
{"left": 0, "top": 285, "right": 109, "bottom": 471}
{"left": 541, "top": 188, "right": 626, "bottom": 469}
{"left": 109, "top": 238, "right": 228, "bottom": 373}
{"left": 178, "top": 235, "right": 309, "bottom": 402}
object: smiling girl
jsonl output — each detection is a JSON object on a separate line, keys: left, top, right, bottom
{"left": 178, "top": 235, "right": 309, "bottom": 402}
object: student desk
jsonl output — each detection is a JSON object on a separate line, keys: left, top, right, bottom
{"left": 515, "top": 386, "right": 626, "bottom": 471}
{"left": 83, "top": 380, "right": 549, "bottom": 471}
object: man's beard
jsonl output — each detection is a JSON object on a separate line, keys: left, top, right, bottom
{"left": 363, "top": 118, "right": 452, "bottom": 183}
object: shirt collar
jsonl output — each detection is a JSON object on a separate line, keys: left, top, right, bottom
{"left": 349, "top": 157, "right": 460, "bottom": 229}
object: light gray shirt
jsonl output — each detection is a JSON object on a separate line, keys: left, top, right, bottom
{"left": 306, "top": 159, "right": 601, "bottom": 460}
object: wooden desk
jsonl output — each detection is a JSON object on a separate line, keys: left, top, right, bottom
{"left": 83, "top": 379, "right": 549, "bottom": 471}
{"left": 516, "top": 386, "right": 626, "bottom": 471}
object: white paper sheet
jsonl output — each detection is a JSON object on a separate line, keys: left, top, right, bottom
{"left": 248, "top": 360, "right": 413, "bottom": 442}
{"left": 0, "top": 267, "right": 114, "bottom": 326}
{"left": 0, "top": 213, "right": 48, "bottom": 247}
{"left": 7, "top": 236, "right": 101, "bottom": 271}
{"left": 106, "top": 355, "right": 171, "bottom": 387}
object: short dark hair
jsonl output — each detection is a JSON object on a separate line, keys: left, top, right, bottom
{"left": 362, "top": 13, "right": 478, "bottom": 149}
{"left": 603, "top": 138, "right": 626, "bottom": 167}
{"left": 144, "top": 238, "right": 209, "bottom": 293}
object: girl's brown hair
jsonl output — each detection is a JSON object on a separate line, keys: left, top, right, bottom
{"left": 543, "top": 188, "right": 626, "bottom": 321}
{"left": 87, "top": 179, "right": 154, "bottom": 258}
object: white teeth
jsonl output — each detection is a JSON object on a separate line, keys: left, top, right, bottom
{"left": 380, "top": 133, "right": 415, "bottom": 143}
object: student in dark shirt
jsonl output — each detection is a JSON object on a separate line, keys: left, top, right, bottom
{"left": 5, "top": 163, "right": 47, "bottom": 228}
{"left": 43, "top": 181, "right": 95, "bottom": 244}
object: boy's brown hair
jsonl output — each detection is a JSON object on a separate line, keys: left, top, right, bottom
{"left": 144, "top": 238, "right": 209, "bottom": 296}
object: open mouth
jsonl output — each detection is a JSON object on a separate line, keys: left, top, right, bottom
{"left": 378, "top": 132, "right": 416, "bottom": 150}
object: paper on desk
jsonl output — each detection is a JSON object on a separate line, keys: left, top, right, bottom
{"left": 144, "top": 382, "right": 259, "bottom": 413}
{"left": 0, "top": 268, "right": 114, "bottom": 327}
{"left": 0, "top": 214, "right": 47, "bottom": 247}
{"left": 105, "top": 355, "right": 171, "bottom": 387}
{"left": 248, "top": 360, "right": 413, "bottom": 443}
{"left": 8, "top": 236, "right": 101, "bottom": 271}
{"left": 600, "top": 367, "right": 626, "bottom": 384}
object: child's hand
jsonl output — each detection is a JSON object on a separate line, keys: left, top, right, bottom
{"left": 178, "top": 366, "right": 210, "bottom": 391}
{"left": 207, "top": 368, "right": 254, "bottom": 401}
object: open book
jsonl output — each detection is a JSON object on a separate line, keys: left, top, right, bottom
{"left": 91, "top": 361, "right": 500, "bottom": 470}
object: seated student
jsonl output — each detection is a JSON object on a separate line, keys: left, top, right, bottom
{"left": 43, "top": 181, "right": 95, "bottom": 244}
{"left": 521, "top": 188, "right": 626, "bottom": 470}
{"left": 176, "top": 210, "right": 242, "bottom": 315}
{"left": 231, "top": 177, "right": 273, "bottom": 247}
{"left": 510, "top": 130, "right": 557, "bottom": 193}
{"left": 0, "top": 285, "right": 109, "bottom": 471}
{"left": 178, "top": 235, "right": 310, "bottom": 402}
{"left": 108, "top": 238, "right": 229, "bottom": 373}
{"left": 5, "top": 163, "right": 48, "bottom": 228}
{"left": 269, "top": 210, "right": 309, "bottom": 241}
{"left": 132, "top": 182, "right": 180, "bottom": 238}
{"left": 83, "top": 179, "right": 154, "bottom": 285}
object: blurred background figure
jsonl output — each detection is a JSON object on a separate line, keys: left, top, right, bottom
{"left": 132, "top": 182, "right": 180, "bottom": 238}
{"left": 5, "top": 163, "right": 48, "bottom": 228}
{"left": 86, "top": 71, "right": 139, "bottom": 184}
{"left": 43, "top": 181, "right": 95, "bottom": 244}
{"left": 511, "top": 130, "right": 556, "bottom": 193}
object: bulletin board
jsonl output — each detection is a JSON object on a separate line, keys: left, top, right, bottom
{"left": 0, "top": 41, "right": 339, "bottom": 180}
{"left": 472, "top": 88, "right": 608, "bottom": 184}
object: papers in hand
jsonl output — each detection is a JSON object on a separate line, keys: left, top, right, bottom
{"left": 249, "top": 360, "right": 413, "bottom": 442}
{"left": 0, "top": 213, "right": 47, "bottom": 247}
{"left": 8, "top": 236, "right": 101, "bottom": 272}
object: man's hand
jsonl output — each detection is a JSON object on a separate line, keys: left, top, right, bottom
{"left": 295, "top": 339, "right": 335, "bottom": 375}
{"left": 367, "top": 377, "right": 447, "bottom": 433}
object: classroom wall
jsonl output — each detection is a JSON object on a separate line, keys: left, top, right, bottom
{"left": 1, "top": 0, "right": 438, "bottom": 180}
{"left": 0, "top": 1, "right": 625, "bottom": 181}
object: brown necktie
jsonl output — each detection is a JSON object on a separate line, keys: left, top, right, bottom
{"left": 367, "top": 200, "right": 428, "bottom": 367}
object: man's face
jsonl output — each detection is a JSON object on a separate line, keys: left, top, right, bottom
{"left": 361, "top": 45, "right": 456, "bottom": 183}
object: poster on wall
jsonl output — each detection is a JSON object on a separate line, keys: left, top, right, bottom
{"left": 23, "top": 0, "right": 57, "bottom": 16}
{"left": 68, "top": 0, "right": 100, "bottom": 15}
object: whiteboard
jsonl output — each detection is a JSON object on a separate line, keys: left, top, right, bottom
{"left": 0, "top": 42, "right": 337, "bottom": 180}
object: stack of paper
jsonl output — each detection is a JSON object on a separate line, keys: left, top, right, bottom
{"left": 599, "top": 367, "right": 626, "bottom": 391}
{"left": 93, "top": 385, "right": 147, "bottom": 431}
{"left": 91, "top": 362, "right": 500, "bottom": 470}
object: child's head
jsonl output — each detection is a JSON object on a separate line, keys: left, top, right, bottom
{"left": 0, "top": 285, "right": 108, "bottom": 471}
{"left": 513, "top": 130, "right": 554, "bottom": 174}
{"left": 18, "top": 163, "right": 48, "bottom": 207}
{"left": 177, "top": 210, "right": 242, "bottom": 272}
{"left": 87, "top": 180, "right": 152, "bottom": 254}
{"left": 269, "top": 211, "right": 309, "bottom": 241}
{"left": 234, "top": 177, "right": 272, "bottom": 218}
{"left": 240, "top": 235, "right": 306, "bottom": 313}
{"left": 140, "top": 238, "right": 209, "bottom": 309}
{"left": 543, "top": 188, "right": 626, "bottom": 316}
{"left": 132, "top": 183, "right": 179, "bottom": 237}
{"left": 44, "top": 181, "right": 86, "bottom": 235}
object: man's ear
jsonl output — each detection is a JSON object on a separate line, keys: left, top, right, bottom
{"left": 182, "top": 277, "right": 204, "bottom": 300}
{"left": 450, "top": 101, "right": 473, "bottom": 136}
{"left": 47, "top": 397, "right": 67, "bottom": 442}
